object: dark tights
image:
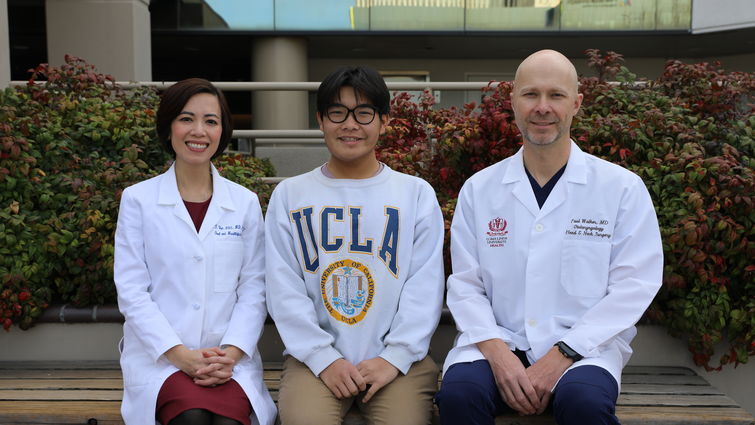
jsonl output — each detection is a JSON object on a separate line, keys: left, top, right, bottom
{"left": 168, "top": 408, "right": 243, "bottom": 425}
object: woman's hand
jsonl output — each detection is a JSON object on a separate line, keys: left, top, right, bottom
{"left": 193, "top": 345, "right": 245, "bottom": 387}
{"left": 164, "top": 345, "right": 213, "bottom": 379}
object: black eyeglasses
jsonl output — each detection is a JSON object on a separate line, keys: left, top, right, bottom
{"left": 325, "top": 104, "right": 379, "bottom": 125}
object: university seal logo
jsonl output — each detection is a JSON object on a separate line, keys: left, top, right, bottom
{"left": 487, "top": 217, "right": 508, "bottom": 236}
{"left": 485, "top": 217, "right": 509, "bottom": 248}
{"left": 320, "top": 259, "right": 375, "bottom": 325}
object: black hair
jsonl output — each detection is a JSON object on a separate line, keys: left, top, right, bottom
{"left": 155, "top": 78, "right": 233, "bottom": 160}
{"left": 316, "top": 66, "right": 390, "bottom": 117}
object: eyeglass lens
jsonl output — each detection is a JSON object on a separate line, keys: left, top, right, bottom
{"left": 326, "top": 104, "right": 377, "bottom": 125}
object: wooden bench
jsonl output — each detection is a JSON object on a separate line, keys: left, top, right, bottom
{"left": 0, "top": 361, "right": 752, "bottom": 425}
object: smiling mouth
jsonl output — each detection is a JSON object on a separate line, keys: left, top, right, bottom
{"left": 338, "top": 137, "right": 363, "bottom": 143}
{"left": 186, "top": 142, "right": 209, "bottom": 151}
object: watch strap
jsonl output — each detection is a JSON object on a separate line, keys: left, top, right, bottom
{"left": 555, "top": 341, "right": 583, "bottom": 361}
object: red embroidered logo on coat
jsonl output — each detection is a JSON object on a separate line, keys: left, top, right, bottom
{"left": 485, "top": 217, "right": 509, "bottom": 247}
{"left": 487, "top": 217, "right": 508, "bottom": 235}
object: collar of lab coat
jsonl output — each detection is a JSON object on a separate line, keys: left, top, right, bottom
{"left": 157, "top": 162, "right": 236, "bottom": 240}
{"left": 502, "top": 140, "right": 588, "bottom": 217}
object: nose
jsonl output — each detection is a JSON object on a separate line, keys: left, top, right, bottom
{"left": 190, "top": 120, "right": 207, "bottom": 135}
{"left": 340, "top": 110, "right": 360, "bottom": 128}
{"left": 533, "top": 96, "right": 551, "bottom": 114}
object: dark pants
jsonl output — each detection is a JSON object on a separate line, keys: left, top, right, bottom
{"left": 435, "top": 357, "right": 620, "bottom": 425}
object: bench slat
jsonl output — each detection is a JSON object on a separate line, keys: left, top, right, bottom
{"left": 0, "top": 370, "right": 122, "bottom": 379}
{"left": 618, "top": 393, "right": 742, "bottom": 408}
{"left": 0, "top": 389, "right": 123, "bottom": 401}
{"left": 622, "top": 366, "right": 697, "bottom": 376}
{"left": 0, "top": 361, "right": 120, "bottom": 370}
{"left": 0, "top": 400, "right": 122, "bottom": 425}
{"left": 614, "top": 405, "right": 755, "bottom": 425}
{"left": 0, "top": 362, "right": 752, "bottom": 425}
{"left": 0, "top": 378, "right": 123, "bottom": 390}
{"left": 621, "top": 374, "right": 710, "bottom": 385}
{"left": 621, "top": 383, "right": 725, "bottom": 395}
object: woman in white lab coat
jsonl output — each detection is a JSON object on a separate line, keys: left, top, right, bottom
{"left": 114, "top": 78, "right": 276, "bottom": 425}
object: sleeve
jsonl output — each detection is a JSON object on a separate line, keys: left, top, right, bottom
{"left": 560, "top": 175, "right": 664, "bottom": 358}
{"left": 379, "top": 182, "right": 446, "bottom": 375}
{"left": 114, "top": 187, "right": 183, "bottom": 361}
{"left": 220, "top": 192, "right": 267, "bottom": 357}
{"left": 445, "top": 181, "right": 520, "bottom": 349}
{"left": 264, "top": 184, "right": 342, "bottom": 376}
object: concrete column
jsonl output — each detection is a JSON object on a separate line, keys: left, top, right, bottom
{"left": 252, "top": 37, "right": 309, "bottom": 129}
{"left": 1, "top": 0, "right": 10, "bottom": 87}
{"left": 45, "top": 0, "right": 151, "bottom": 81}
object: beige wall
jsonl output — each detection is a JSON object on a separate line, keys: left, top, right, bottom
{"left": 45, "top": 0, "right": 152, "bottom": 81}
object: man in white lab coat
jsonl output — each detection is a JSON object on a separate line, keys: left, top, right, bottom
{"left": 435, "top": 50, "right": 664, "bottom": 425}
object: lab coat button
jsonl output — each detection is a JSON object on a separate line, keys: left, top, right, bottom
{"left": 194, "top": 255, "right": 203, "bottom": 262}
{"left": 192, "top": 303, "right": 200, "bottom": 310}
{"left": 527, "top": 319, "right": 537, "bottom": 327}
{"left": 534, "top": 224, "right": 544, "bottom": 232}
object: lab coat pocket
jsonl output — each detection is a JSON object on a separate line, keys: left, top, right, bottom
{"left": 213, "top": 241, "right": 244, "bottom": 292}
{"left": 560, "top": 239, "right": 610, "bottom": 298}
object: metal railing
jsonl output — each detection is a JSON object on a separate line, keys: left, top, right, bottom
{"left": 9, "top": 79, "right": 500, "bottom": 149}
{"left": 112, "top": 81, "right": 502, "bottom": 91}
{"left": 9, "top": 79, "right": 505, "bottom": 180}
{"left": 8, "top": 80, "right": 500, "bottom": 91}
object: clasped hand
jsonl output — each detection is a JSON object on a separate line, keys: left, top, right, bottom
{"left": 480, "top": 341, "right": 572, "bottom": 416}
{"left": 165, "top": 345, "right": 243, "bottom": 387}
{"left": 320, "top": 357, "right": 399, "bottom": 403}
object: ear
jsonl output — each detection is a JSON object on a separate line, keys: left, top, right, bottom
{"left": 378, "top": 113, "right": 390, "bottom": 136}
{"left": 573, "top": 92, "right": 584, "bottom": 114}
{"left": 316, "top": 112, "right": 324, "bottom": 132}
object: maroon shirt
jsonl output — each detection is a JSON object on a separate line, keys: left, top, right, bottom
{"left": 183, "top": 198, "right": 211, "bottom": 232}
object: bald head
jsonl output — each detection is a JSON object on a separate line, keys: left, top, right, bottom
{"left": 510, "top": 49, "right": 583, "bottom": 149}
{"left": 514, "top": 49, "right": 579, "bottom": 95}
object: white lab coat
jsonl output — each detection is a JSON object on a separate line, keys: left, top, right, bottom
{"left": 443, "top": 142, "right": 663, "bottom": 387}
{"left": 114, "top": 163, "right": 276, "bottom": 425}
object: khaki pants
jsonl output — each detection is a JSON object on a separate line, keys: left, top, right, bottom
{"left": 278, "top": 355, "right": 439, "bottom": 425}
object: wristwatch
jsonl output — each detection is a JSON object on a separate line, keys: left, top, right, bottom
{"left": 554, "top": 341, "right": 583, "bottom": 362}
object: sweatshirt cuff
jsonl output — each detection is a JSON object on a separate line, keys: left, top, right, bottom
{"left": 304, "top": 346, "right": 343, "bottom": 377}
{"left": 379, "top": 345, "right": 416, "bottom": 375}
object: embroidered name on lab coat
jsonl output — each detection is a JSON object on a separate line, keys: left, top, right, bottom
{"left": 213, "top": 223, "right": 244, "bottom": 237}
{"left": 565, "top": 218, "right": 612, "bottom": 240}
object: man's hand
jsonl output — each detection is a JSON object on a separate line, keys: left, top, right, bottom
{"left": 477, "top": 339, "right": 540, "bottom": 415}
{"left": 525, "top": 346, "right": 574, "bottom": 413}
{"left": 356, "top": 357, "right": 400, "bottom": 403}
{"left": 320, "top": 358, "right": 367, "bottom": 399}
